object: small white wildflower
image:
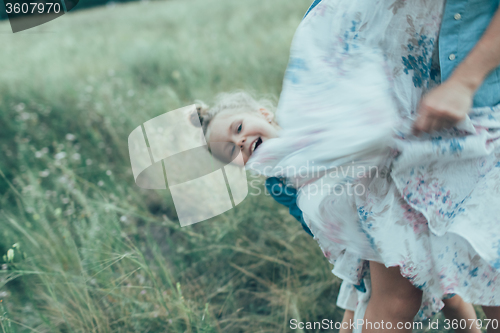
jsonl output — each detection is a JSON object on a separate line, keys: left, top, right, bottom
{"left": 41, "top": 147, "right": 49, "bottom": 153}
{"left": 35, "top": 151, "right": 43, "bottom": 158}
{"left": 120, "top": 215, "right": 127, "bottom": 222}
{"left": 55, "top": 152, "right": 66, "bottom": 160}
{"left": 22, "top": 185, "right": 33, "bottom": 193}
{"left": 106, "top": 170, "right": 112, "bottom": 176}
{"left": 65, "top": 133, "right": 76, "bottom": 141}
{"left": 20, "top": 112, "right": 30, "bottom": 120}
{"left": 0, "top": 291, "right": 8, "bottom": 298}
{"left": 72, "top": 153, "right": 81, "bottom": 160}
{"left": 86, "top": 159, "right": 93, "bottom": 166}
{"left": 98, "top": 180, "right": 104, "bottom": 187}
{"left": 171, "top": 70, "right": 181, "bottom": 80}
{"left": 1, "top": 264, "right": 7, "bottom": 270}
{"left": 39, "top": 170, "right": 50, "bottom": 178}
{"left": 15, "top": 103, "right": 25, "bottom": 112}
{"left": 7, "top": 249, "right": 14, "bottom": 262}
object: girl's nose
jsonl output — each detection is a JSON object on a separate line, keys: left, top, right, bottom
{"left": 237, "top": 137, "right": 245, "bottom": 148}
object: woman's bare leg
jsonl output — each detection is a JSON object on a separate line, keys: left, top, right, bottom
{"left": 481, "top": 306, "right": 500, "bottom": 333}
{"left": 340, "top": 310, "right": 355, "bottom": 333}
{"left": 442, "top": 295, "right": 480, "bottom": 333}
{"left": 363, "top": 261, "right": 422, "bottom": 333}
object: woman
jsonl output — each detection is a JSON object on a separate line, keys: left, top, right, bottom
{"left": 249, "top": 0, "right": 500, "bottom": 331}
{"left": 194, "top": 0, "right": 500, "bottom": 331}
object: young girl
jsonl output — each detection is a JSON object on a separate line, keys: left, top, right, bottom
{"left": 191, "top": 0, "right": 500, "bottom": 330}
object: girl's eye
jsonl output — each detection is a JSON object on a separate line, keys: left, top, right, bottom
{"left": 237, "top": 124, "right": 242, "bottom": 133}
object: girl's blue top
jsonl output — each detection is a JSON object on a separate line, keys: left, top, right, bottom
{"left": 265, "top": 177, "right": 313, "bottom": 237}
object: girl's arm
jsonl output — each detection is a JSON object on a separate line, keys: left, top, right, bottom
{"left": 413, "top": 5, "right": 500, "bottom": 135}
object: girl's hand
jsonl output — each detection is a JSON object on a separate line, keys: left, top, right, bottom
{"left": 412, "top": 79, "right": 475, "bottom": 135}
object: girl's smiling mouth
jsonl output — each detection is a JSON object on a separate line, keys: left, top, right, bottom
{"left": 250, "top": 137, "right": 263, "bottom": 155}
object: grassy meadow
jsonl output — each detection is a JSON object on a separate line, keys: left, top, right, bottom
{"left": 0, "top": 0, "right": 483, "bottom": 332}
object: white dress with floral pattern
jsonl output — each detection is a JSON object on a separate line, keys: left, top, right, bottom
{"left": 248, "top": 0, "right": 500, "bottom": 320}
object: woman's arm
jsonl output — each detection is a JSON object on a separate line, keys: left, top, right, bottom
{"left": 412, "top": 5, "right": 500, "bottom": 135}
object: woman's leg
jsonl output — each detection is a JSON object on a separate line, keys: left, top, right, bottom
{"left": 340, "top": 310, "right": 355, "bottom": 333}
{"left": 481, "top": 306, "right": 500, "bottom": 333}
{"left": 363, "top": 261, "right": 422, "bottom": 333}
{"left": 442, "top": 295, "right": 481, "bottom": 333}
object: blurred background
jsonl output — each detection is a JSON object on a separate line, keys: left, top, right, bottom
{"left": 0, "top": 0, "right": 469, "bottom": 332}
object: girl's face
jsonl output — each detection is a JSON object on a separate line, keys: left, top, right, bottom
{"left": 207, "top": 108, "right": 279, "bottom": 165}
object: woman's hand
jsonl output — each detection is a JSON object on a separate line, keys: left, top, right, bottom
{"left": 412, "top": 79, "right": 474, "bottom": 135}
{"left": 413, "top": 3, "right": 500, "bottom": 136}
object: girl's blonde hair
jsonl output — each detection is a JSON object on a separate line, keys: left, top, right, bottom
{"left": 190, "top": 91, "right": 277, "bottom": 141}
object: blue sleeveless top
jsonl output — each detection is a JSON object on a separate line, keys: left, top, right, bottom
{"left": 265, "top": 177, "right": 313, "bottom": 236}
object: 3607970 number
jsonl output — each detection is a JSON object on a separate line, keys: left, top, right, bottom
{"left": 443, "top": 319, "right": 499, "bottom": 330}
{"left": 5, "top": 2, "right": 61, "bottom": 14}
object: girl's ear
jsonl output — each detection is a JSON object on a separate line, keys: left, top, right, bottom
{"left": 258, "top": 107, "right": 274, "bottom": 123}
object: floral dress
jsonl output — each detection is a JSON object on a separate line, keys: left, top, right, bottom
{"left": 248, "top": 0, "right": 500, "bottom": 320}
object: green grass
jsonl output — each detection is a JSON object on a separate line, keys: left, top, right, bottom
{"left": 0, "top": 0, "right": 488, "bottom": 332}
{"left": 0, "top": 0, "right": 349, "bottom": 332}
